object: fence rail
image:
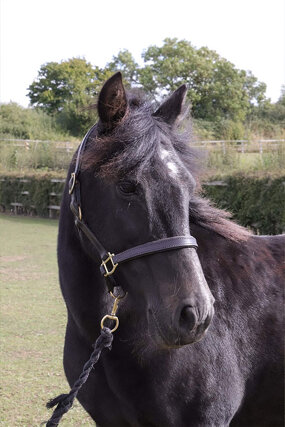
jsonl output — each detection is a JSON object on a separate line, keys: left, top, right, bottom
{"left": 1, "top": 138, "right": 284, "bottom": 175}
{"left": 192, "top": 139, "right": 285, "bottom": 154}
{"left": 1, "top": 138, "right": 285, "bottom": 155}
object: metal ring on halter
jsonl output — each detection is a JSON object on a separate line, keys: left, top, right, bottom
{"left": 100, "top": 314, "right": 119, "bottom": 333}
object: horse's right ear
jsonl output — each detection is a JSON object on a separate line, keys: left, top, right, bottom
{"left": 98, "top": 72, "right": 128, "bottom": 130}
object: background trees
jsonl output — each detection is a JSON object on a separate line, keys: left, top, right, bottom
{"left": 23, "top": 39, "right": 284, "bottom": 138}
{"left": 0, "top": 103, "right": 64, "bottom": 140}
{"left": 140, "top": 39, "right": 265, "bottom": 122}
{"left": 27, "top": 58, "right": 114, "bottom": 134}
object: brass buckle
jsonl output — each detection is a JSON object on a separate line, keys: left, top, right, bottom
{"left": 101, "top": 252, "right": 118, "bottom": 277}
{"left": 69, "top": 172, "right": 76, "bottom": 195}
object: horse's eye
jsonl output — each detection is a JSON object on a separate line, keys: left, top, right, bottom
{"left": 118, "top": 181, "right": 137, "bottom": 194}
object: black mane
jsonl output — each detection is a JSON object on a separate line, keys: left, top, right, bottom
{"left": 82, "top": 91, "right": 250, "bottom": 242}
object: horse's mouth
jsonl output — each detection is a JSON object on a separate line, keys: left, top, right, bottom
{"left": 149, "top": 310, "right": 209, "bottom": 349}
{"left": 173, "top": 323, "right": 210, "bottom": 347}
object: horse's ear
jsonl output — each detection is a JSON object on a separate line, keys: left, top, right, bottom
{"left": 153, "top": 85, "right": 187, "bottom": 126}
{"left": 98, "top": 72, "right": 127, "bottom": 130}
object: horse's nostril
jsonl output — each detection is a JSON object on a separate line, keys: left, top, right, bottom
{"left": 179, "top": 306, "right": 197, "bottom": 331}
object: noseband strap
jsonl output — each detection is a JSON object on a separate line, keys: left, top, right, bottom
{"left": 99, "top": 236, "right": 197, "bottom": 276}
{"left": 69, "top": 125, "right": 198, "bottom": 292}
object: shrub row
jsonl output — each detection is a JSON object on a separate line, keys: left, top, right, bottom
{"left": 203, "top": 175, "right": 285, "bottom": 235}
{"left": 0, "top": 175, "right": 65, "bottom": 217}
{"left": 0, "top": 174, "right": 284, "bottom": 235}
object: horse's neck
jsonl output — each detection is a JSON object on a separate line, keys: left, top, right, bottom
{"left": 191, "top": 223, "right": 252, "bottom": 291}
{"left": 191, "top": 224, "right": 281, "bottom": 303}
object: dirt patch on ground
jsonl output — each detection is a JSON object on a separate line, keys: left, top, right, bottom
{"left": 0, "top": 255, "right": 27, "bottom": 263}
{"left": 0, "top": 267, "right": 46, "bottom": 281}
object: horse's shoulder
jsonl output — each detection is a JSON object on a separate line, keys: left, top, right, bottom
{"left": 252, "top": 234, "right": 285, "bottom": 246}
{"left": 250, "top": 234, "right": 285, "bottom": 268}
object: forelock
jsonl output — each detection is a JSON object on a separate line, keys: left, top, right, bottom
{"left": 81, "top": 90, "right": 198, "bottom": 182}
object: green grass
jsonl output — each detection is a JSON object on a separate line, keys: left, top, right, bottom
{"left": 0, "top": 215, "right": 94, "bottom": 426}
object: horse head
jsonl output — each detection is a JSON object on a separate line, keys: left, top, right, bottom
{"left": 73, "top": 72, "right": 215, "bottom": 349}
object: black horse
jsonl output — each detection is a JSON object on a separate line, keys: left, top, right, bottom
{"left": 57, "top": 73, "right": 284, "bottom": 426}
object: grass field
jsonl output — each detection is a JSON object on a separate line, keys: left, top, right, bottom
{"left": 0, "top": 215, "right": 94, "bottom": 426}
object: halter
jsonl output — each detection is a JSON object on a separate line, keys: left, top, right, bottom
{"left": 69, "top": 124, "right": 198, "bottom": 293}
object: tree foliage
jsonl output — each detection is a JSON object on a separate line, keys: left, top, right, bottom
{"left": 0, "top": 102, "right": 64, "bottom": 140}
{"left": 140, "top": 38, "right": 266, "bottom": 121}
{"left": 107, "top": 50, "right": 139, "bottom": 87}
{"left": 27, "top": 58, "right": 115, "bottom": 134}
{"left": 247, "top": 85, "right": 285, "bottom": 138}
{"left": 26, "top": 40, "right": 281, "bottom": 138}
{"left": 28, "top": 58, "right": 108, "bottom": 113}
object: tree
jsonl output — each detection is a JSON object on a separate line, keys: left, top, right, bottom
{"left": 107, "top": 50, "right": 139, "bottom": 87}
{"left": 139, "top": 38, "right": 267, "bottom": 122}
{"left": 28, "top": 58, "right": 94, "bottom": 113}
{"left": 28, "top": 58, "right": 114, "bottom": 134}
{"left": 27, "top": 41, "right": 269, "bottom": 136}
{"left": 277, "top": 86, "right": 285, "bottom": 107}
{"left": 0, "top": 102, "right": 62, "bottom": 140}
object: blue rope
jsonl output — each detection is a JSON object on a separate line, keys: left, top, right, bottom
{"left": 44, "top": 327, "right": 113, "bottom": 426}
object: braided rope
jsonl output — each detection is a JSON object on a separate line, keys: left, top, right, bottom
{"left": 44, "top": 327, "right": 113, "bottom": 426}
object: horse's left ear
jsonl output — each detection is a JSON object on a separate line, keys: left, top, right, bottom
{"left": 153, "top": 85, "right": 187, "bottom": 126}
{"left": 98, "top": 72, "right": 128, "bottom": 130}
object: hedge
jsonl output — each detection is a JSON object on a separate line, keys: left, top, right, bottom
{"left": 203, "top": 175, "right": 285, "bottom": 235}
{"left": 0, "top": 175, "right": 65, "bottom": 217}
{"left": 0, "top": 174, "right": 284, "bottom": 235}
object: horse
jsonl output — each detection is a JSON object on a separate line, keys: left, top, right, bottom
{"left": 56, "top": 72, "right": 284, "bottom": 426}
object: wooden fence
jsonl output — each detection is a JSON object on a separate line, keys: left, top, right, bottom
{"left": 1, "top": 138, "right": 285, "bottom": 155}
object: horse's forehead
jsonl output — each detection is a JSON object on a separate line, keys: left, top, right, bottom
{"left": 144, "top": 144, "right": 191, "bottom": 233}
{"left": 143, "top": 144, "right": 192, "bottom": 207}
{"left": 158, "top": 146, "right": 183, "bottom": 179}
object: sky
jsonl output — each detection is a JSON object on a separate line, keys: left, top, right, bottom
{"left": 0, "top": 0, "right": 284, "bottom": 107}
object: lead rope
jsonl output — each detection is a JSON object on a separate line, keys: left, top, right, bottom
{"left": 44, "top": 292, "right": 124, "bottom": 426}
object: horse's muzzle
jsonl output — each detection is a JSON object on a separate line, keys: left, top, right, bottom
{"left": 150, "top": 299, "right": 214, "bottom": 348}
{"left": 173, "top": 301, "right": 215, "bottom": 345}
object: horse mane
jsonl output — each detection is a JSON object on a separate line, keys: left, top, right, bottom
{"left": 82, "top": 90, "right": 251, "bottom": 243}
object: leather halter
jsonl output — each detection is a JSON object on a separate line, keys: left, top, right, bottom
{"left": 69, "top": 124, "right": 198, "bottom": 292}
